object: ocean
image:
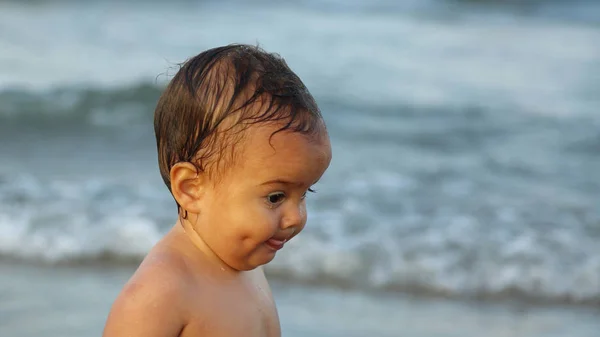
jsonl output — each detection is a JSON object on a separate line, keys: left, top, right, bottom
{"left": 1, "top": 0, "right": 599, "bottom": 336}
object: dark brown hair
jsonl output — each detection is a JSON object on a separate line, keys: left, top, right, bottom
{"left": 154, "top": 44, "right": 324, "bottom": 207}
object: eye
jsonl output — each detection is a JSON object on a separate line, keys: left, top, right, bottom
{"left": 266, "top": 192, "right": 286, "bottom": 207}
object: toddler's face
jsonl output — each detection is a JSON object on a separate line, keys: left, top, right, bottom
{"left": 193, "top": 121, "right": 331, "bottom": 271}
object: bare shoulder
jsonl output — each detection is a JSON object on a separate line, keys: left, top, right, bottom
{"left": 102, "top": 243, "right": 196, "bottom": 337}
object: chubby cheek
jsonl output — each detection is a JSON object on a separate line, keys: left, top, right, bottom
{"left": 259, "top": 207, "right": 284, "bottom": 238}
{"left": 233, "top": 203, "right": 281, "bottom": 243}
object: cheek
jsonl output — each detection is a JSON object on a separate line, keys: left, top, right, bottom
{"left": 262, "top": 207, "right": 283, "bottom": 231}
{"left": 234, "top": 202, "right": 281, "bottom": 238}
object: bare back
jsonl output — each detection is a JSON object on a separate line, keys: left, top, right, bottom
{"left": 103, "top": 225, "right": 281, "bottom": 337}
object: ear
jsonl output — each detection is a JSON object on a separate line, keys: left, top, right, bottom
{"left": 170, "top": 162, "right": 206, "bottom": 214}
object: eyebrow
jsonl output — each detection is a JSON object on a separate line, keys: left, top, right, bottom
{"left": 260, "top": 178, "right": 321, "bottom": 187}
{"left": 260, "top": 179, "right": 302, "bottom": 187}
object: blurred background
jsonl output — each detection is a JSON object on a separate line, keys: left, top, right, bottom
{"left": 1, "top": 0, "right": 599, "bottom": 336}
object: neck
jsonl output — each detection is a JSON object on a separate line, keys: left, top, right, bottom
{"left": 175, "top": 217, "right": 239, "bottom": 274}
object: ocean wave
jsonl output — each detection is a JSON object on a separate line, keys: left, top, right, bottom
{"left": 1, "top": 213, "right": 599, "bottom": 305}
{"left": 1, "top": 0, "right": 599, "bottom": 309}
{"left": 0, "top": 83, "right": 162, "bottom": 127}
{"left": 1, "top": 174, "right": 599, "bottom": 305}
{"left": 1, "top": 0, "right": 599, "bottom": 118}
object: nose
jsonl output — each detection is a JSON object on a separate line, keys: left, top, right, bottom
{"left": 280, "top": 202, "right": 306, "bottom": 230}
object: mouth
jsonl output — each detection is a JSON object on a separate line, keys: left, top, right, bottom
{"left": 265, "top": 238, "right": 287, "bottom": 251}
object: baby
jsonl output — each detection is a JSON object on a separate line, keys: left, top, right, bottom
{"left": 102, "top": 44, "right": 332, "bottom": 337}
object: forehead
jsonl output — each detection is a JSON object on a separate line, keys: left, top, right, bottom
{"left": 234, "top": 122, "right": 331, "bottom": 181}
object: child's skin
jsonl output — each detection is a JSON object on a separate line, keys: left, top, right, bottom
{"left": 103, "top": 113, "right": 331, "bottom": 336}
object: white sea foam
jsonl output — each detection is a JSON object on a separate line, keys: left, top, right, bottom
{"left": 1, "top": 173, "right": 598, "bottom": 303}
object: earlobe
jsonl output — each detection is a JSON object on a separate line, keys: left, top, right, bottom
{"left": 170, "top": 162, "right": 205, "bottom": 214}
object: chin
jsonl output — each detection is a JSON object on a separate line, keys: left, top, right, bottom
{"left": 247, "top": 251, "right": 277, "bottom": 270}
{"left": 260, "top": 254, "right": 276, "bottom": 266}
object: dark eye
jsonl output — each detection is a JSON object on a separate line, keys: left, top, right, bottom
{"left": 266, "top": 192, "right": 286, "bottom": 206}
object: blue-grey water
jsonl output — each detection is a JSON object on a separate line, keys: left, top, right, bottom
{"left": 1, "top": 0, "right": 599, "bottom": 306}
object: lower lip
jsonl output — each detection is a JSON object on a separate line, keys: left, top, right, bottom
{"left": 265, "top": 239, "right": 286, "bottom": 251}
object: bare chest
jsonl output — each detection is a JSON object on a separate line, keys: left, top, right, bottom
{"left": 182, "top": 280, "right": 280, "bottom": 337}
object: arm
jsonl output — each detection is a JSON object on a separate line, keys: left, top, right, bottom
{"left": 102, "top": 278, "right": 187, "bottom": 337}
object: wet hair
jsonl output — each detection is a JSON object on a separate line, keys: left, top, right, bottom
{"left": 154, "top": 44, "right": 324, "bottom": 208}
